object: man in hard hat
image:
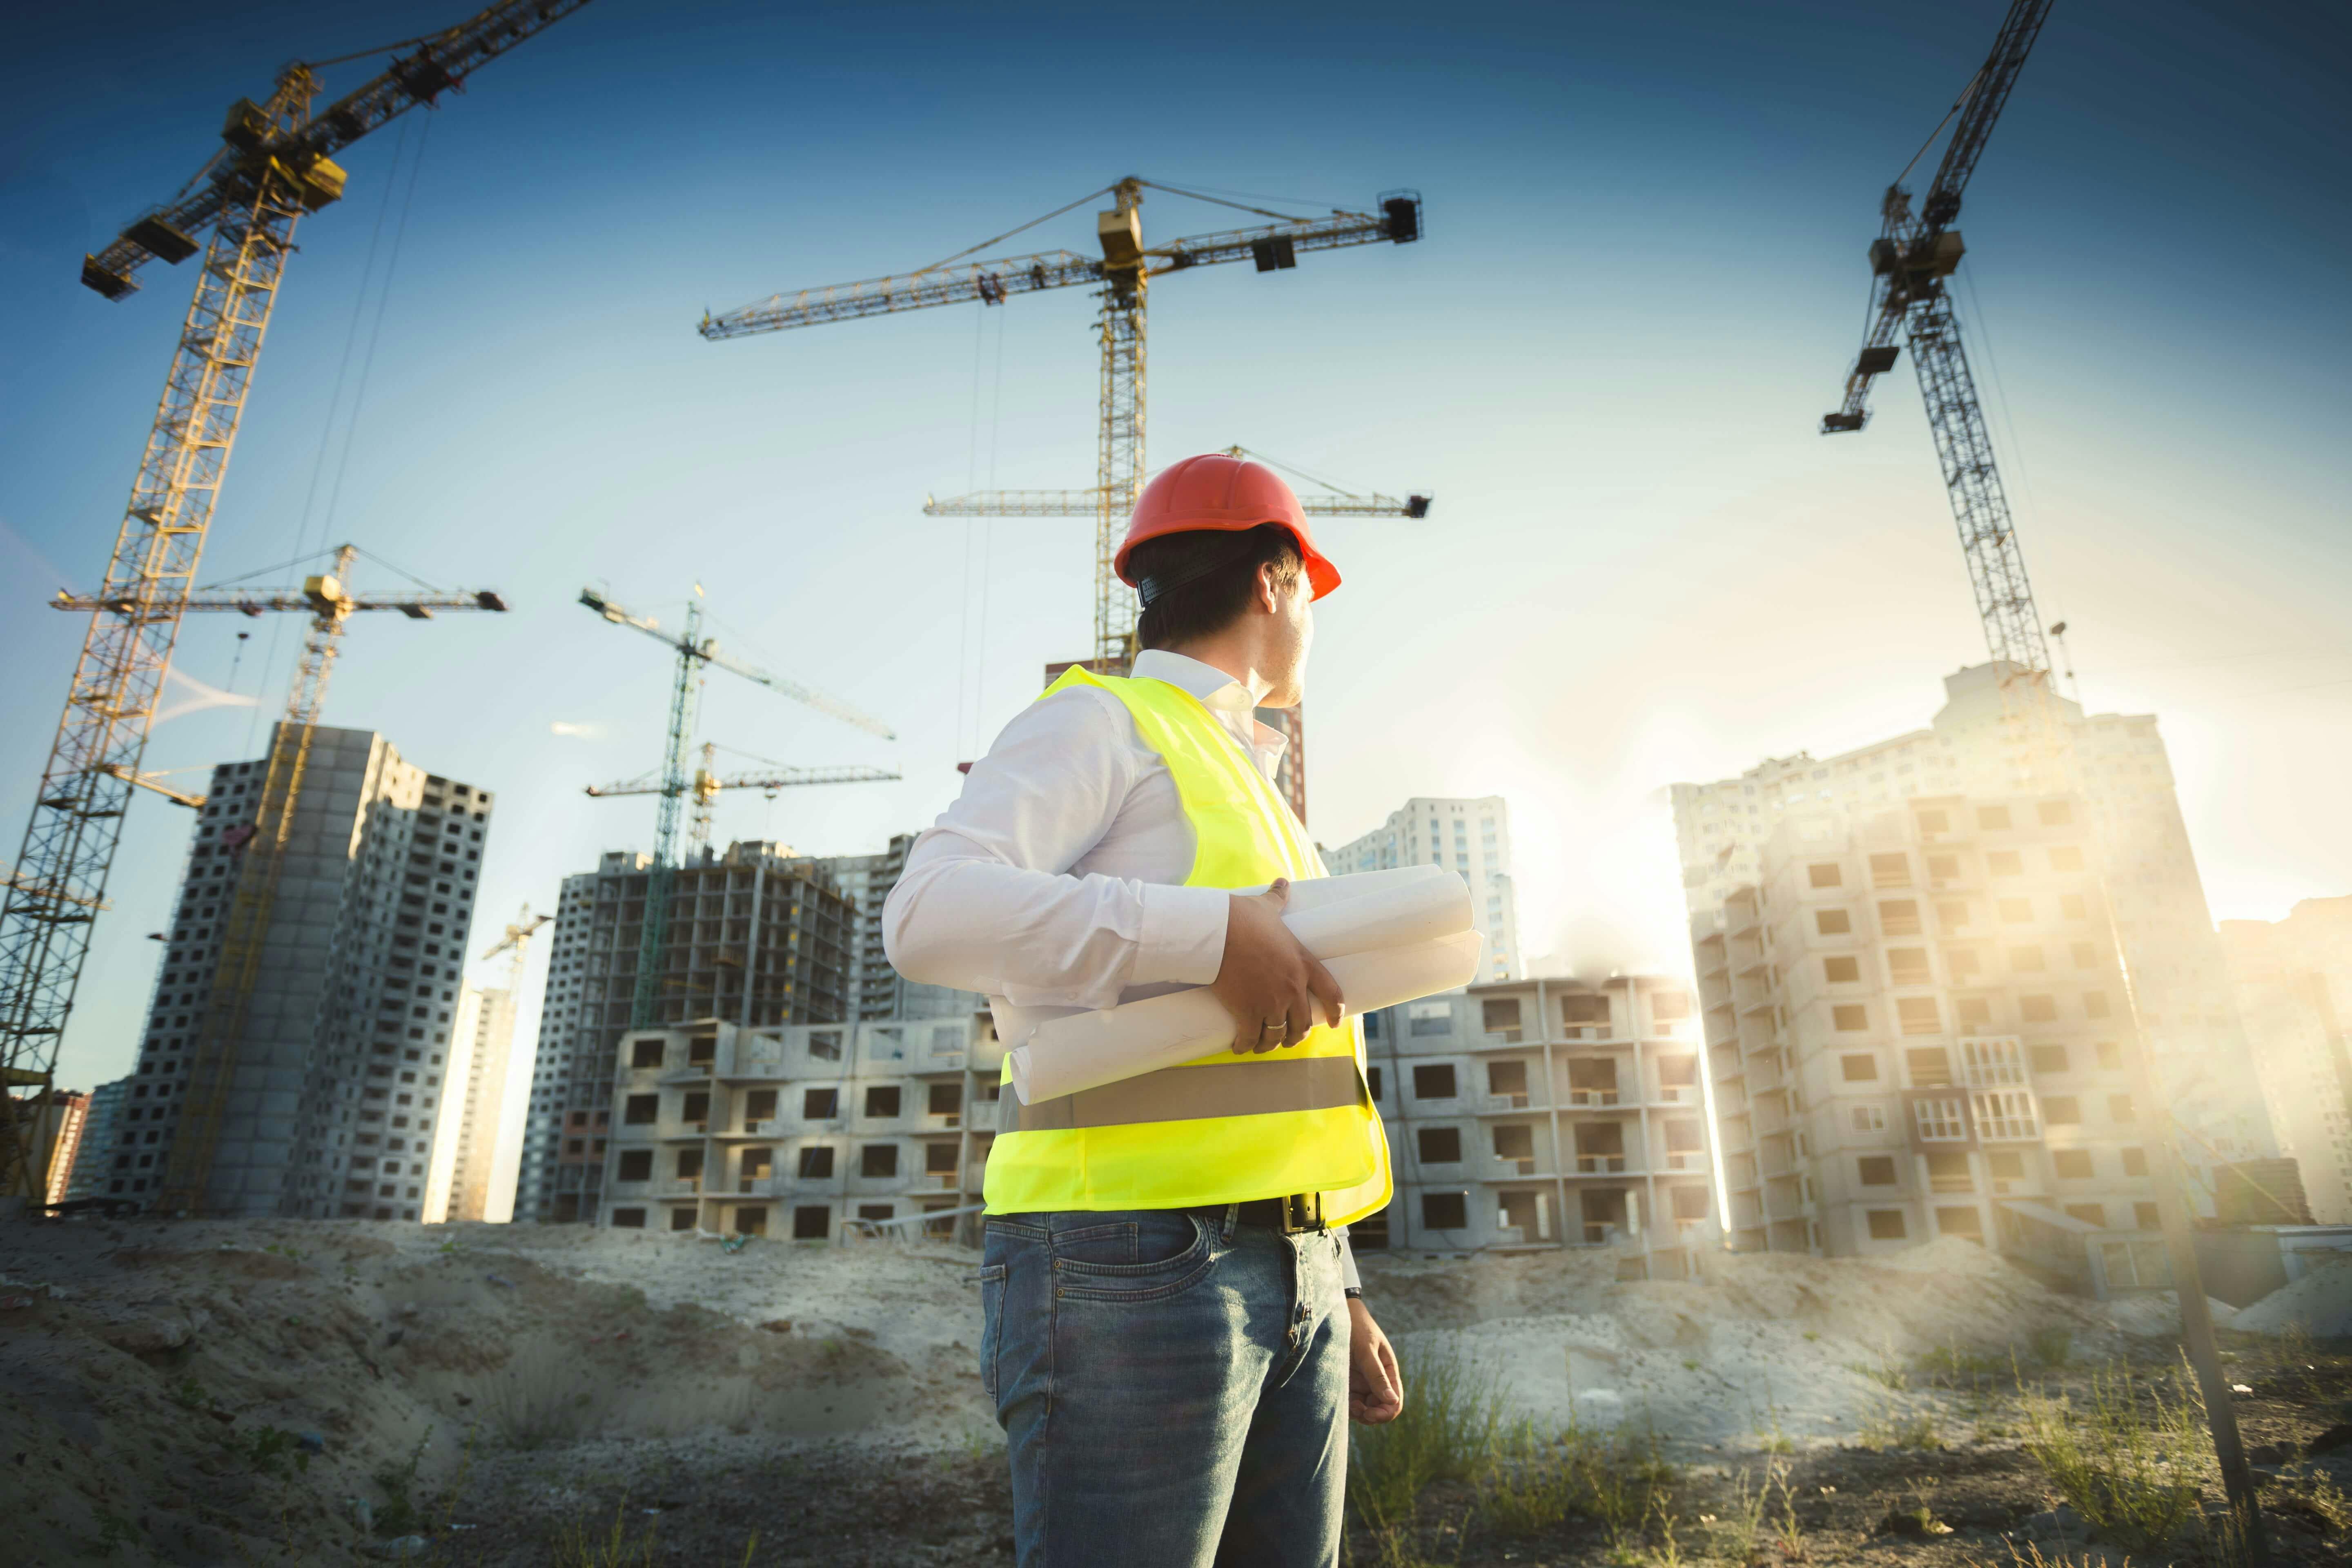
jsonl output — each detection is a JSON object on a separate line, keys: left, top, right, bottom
{"left": 884, "top": 451, "right": 1403, "bottom": 1566}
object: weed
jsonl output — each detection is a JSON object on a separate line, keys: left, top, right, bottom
{"left": 1347, "top": 1347, "right": 1504, "bottom": 1530}
{"left": 1476, "top": 1415, "right": 1679, "bottom": 1557}
{"left": 1754, "top": 1419, "right": 1795, "bottom": 1455}
{"left": 552, "top": 1503, "right": 657, "bottom": 1568}
{"left": 436, "top": 1426, "right": 479, "bottom": 1535}
{"left": 485, "top": 1343, "right": 604, "bottom": 1450}
{"left": 1857, "top": 1400, "right": 1941, "bottom": 1452}
{"left": 372, "top": 1432, "right": 429, "bottom": 1537}
{"left": 1647, "top": 1489, "right": 1686, "bottom": 1568}
{"left": 1706, "top": 1466, "right": 1769, "bottom": 1565}
{"left": 1477, "top": 1420, "right": 1582, "bottom": 1537}
{"left": 241, "top": 1425, "right": 310, "bottom": 1477}
{"left": 1960, "top": 1543, "right": 2105, "bottom": 1568}
{"left": 2027, "top": 1325, "right": 2074, "bottom": 1369}
{"left": 2018, "top": 1360, "right": 2205, "bottom": 1554}
{"left": 1801, "top": 1331, "right": 1819, "bottom": 1343}
{"left": 1768, "top": 1458, "right": 1805, "bottom": 1561}
{"left": 167, "top": 1374, "right": 209, "bottom": 1410}
{"left": 1917, "top": 1340, "right": 2009, "bottom": 1387}
{"left": 1853, "top": 1341, "right": 1908, "bottom": 1390}
{"left": 2271, "top": 1471, "right": 2350, "bottom": 1537}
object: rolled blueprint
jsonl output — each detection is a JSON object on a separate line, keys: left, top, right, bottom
{"left": 1006, "top": 865, "right": 1483, "bottom": 1105}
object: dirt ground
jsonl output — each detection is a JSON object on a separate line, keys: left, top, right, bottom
{"left": 0, "top": 1217, "right": 2343, "bottom": 1566}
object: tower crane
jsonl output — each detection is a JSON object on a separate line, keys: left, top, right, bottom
{"left": 588, "top": 743, "right": 902, "bottom": 859}
{"left": 482, "top": 905, "right": 553, "bottom": 984}
{"left": 1820, "top": 8, "right": 2270, "bottom": 1546}
{"left": 0, "top": 0, "right": 589, "bottom": 1204}
{"left": 700, "top": 178, "right": 1424, "bottom": 670}
{"left": 111, "top": 545, "right": 508, "bottom": 1214}
{"left": 578, "top": 588, "right": 895, "bottom": 1027}
{"left": 1820, "top": 0, "right": 2056, "bottom": 690}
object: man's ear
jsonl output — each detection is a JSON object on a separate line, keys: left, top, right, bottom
{"left": 1254, "top": 560, "right": 1282, "bottom": 616}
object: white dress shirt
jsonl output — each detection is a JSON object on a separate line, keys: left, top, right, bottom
{"left": 883, "top": 648, "right": 1361, "bottom": 1287}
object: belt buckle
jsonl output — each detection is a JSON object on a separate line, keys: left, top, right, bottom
{"left": 1280, "top": 1192, "right": 1323, "bottom": 1234}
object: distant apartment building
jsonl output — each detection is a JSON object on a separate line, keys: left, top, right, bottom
{"left": 597, "top": 1012, "right": 997, "bottom": 1242}
{"left": 514, "top": 840, "right": 855, "bottom": 1224}
{"left": 814, "top": 834, "right": 984, "bottom": 1022}
{"left": 16, "top": 1088, "right": 92, "bottom": 1205}
{"left": 1688, "top": 795, "right": 2172, "bottom": 1286}
{"left": 1673, "top": 663, "right": 2274, "bottom": 1187}
{"left": 62, "top": 1078, "right": 127, "bottom": 1201}
{"left": 97, "top": 726, "right": 490, "bottom": 1218}
{"left": 1327, "top": 797, "right": 1522, "bottom": 983}
{"left": 2219, "top": 896, "right": 2352, "bottom": 1225}
{"left": 1356, "top": 973, "right": 1716, "bottom": 1279}
{"left": 425, "top": 984, "right": 519, "bottom": 1223}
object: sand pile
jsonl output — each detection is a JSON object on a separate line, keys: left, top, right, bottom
{"left": 1360, "top": 1236, "right": 2126, "bottom": 1450}
{"left": 0, "top": 1217, "right": 992, "bottom": 1565}
{"left": 2232, "top": 1255, "right": 2352, "bottom": 1337}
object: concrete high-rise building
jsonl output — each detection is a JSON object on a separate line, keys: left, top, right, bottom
{"left": 62, "top": 1078, "right": 127, "bottom": 1201}
{"left": 1327, "top": 797, "right": 1521, "bottom": 982}
{"left": 18, "top": 1089, "right": 92, "bottom": 1205}
{"left": 1671, "top": 664, "right": 2272, "bottom": 1283}
{"left": 514, "top": 840, "right": 856, "bottom": 1224}
{"left": 424, "top": 984, "right": 518, "bottom": 1223}
{"left": 598, "top": 1011, "right": 998, "bottom": 1241}
{"left": 1355, "top": 974, "right": 1717, "bottom": 1279}
{"left": 1673, "top": 664, "right": 2274, "bottom": 1174}
{"left": 95, "top": 726, "right": 491, "bottom": 1218}
{"left": 814, "top": 834, "right": 984, "bottom": 1022}
{"left": 2219, "top": 897, "right": 2352, "bottom": 1225}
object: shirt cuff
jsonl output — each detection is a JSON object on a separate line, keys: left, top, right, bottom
{"left": 1134, "top": 883, "right": 1229, "bottom": 987}
{"left": 1337, "top": 1227, "right": 1361, "bottom": 1292}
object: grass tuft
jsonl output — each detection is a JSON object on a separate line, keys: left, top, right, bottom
{"left": 2017, "top": 1359, "right": 2205, "bottom": 1555}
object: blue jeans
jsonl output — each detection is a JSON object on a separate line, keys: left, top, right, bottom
{"left": 978, "top": 1209, "right": 1352, "bottom": 1568}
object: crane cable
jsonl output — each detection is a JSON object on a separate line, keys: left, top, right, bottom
{"left": 243, "top": 113, "right": 419, "bottom": 751}
{"left": 918, "top": 185, "right": 1116, "bottom": 275}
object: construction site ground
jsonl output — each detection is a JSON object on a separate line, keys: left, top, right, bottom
{"left": 0, "top": 1219, "right": 2343, "bottom": 1566}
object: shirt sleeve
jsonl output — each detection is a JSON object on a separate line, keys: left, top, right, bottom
{"left": 882, "top": 688, "right": 1229, "bottom": 1010}
{"left": 1337, "top": 1227, "right": 1361, "bottom": 1292}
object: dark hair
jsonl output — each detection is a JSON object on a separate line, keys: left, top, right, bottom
{"left": 1131, "top": 524, "right": 1304, "bottom": 652}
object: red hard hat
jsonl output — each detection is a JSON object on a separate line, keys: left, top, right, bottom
{"left": 1115, "top": 452, "right": 1341, "bottom": 601}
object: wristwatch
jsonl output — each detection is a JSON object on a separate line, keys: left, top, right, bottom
{"left": 1342, "top": 1286, "right": 1363, "bottom": 1301}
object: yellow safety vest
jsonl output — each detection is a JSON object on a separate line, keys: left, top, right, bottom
{"left": 983, "top": 666, "right": 1392, "bottom": 1227}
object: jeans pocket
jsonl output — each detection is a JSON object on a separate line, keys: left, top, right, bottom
{"left": 975, "top": 1264, "right": 1007, "bottom": 1402}
{"left": 1054, "top": 1213, "right": 1215, "bottom": 1302}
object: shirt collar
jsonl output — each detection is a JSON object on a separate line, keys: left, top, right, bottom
{"left": 1129, "top": 649, "right": 1290, "bottom": 764}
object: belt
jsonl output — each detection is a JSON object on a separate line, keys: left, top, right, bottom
{"left": 1220, "top": 1193, "right": 1326, "bottom": 1234}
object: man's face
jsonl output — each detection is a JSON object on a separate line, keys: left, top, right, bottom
{"left": 1260, "top": 566, "right": 1314, "bottom": 708}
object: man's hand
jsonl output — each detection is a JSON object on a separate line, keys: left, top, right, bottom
{"left": 1212, "top": 879, "right": 1345, "bottom": 1054}
{"left": 1348, "top": 1298, "right": 1403, "bottom": 1424}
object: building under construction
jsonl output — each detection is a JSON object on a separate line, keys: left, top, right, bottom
{"left": 597, "top": 1012, "right": 996, "bottom": 1241}
{"left": 1359, "top": 973, "right": 1718, "bottom": 1278}
{"left": 96, "top": 726, "right": 491, "bottom": 1218}
{"left": 1673, "top": 664, "right": 2278, "bottom": 1285}
{"left": 814, "top": 834, "right": 982, "bottom": 1022}
{"left": 512, "top": 840, "right": 855, "bottom": 1224}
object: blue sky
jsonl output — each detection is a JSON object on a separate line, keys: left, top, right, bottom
{"left": 5, "top": 0, "right": 2347, "bottom": 1094}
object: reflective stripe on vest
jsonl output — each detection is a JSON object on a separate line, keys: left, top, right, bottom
{"left": 980, "top": 665, "right": 1393, "bottom": 1227}
{"left": 1009, "top": 1055, "right": 1363, "bottom": 1133}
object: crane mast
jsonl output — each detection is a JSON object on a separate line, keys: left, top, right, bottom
{"left": 578, "top": 588, "right": 894, "bottom": 1028}
{"left": 1822, "top": 0, "right": 2056, "bottom": 681}
{"left": 700, "top": 178, "right": 1423, "bottom": 668}
{"left": 0, "top": 0, "right": 590, "bottom": 1205}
